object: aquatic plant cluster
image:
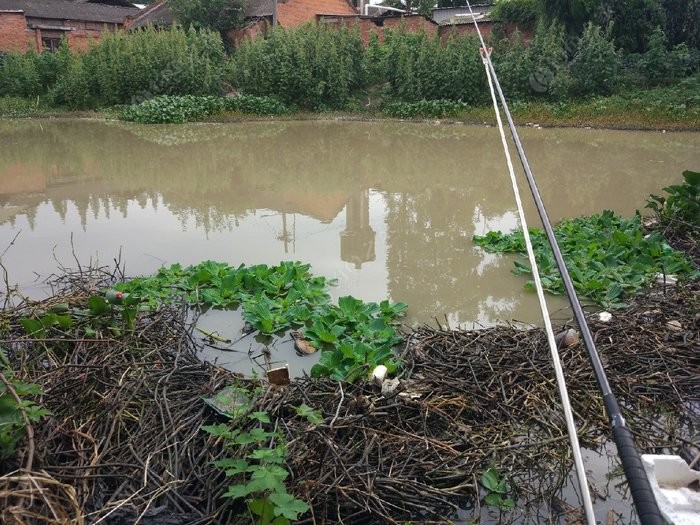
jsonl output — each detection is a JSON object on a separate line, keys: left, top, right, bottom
{"left": 474, "top": 208, "right": 698, "bottom": 309}
{"left": 114, "top": 261, "right": 407, "bottom": 381}
{"left": 118, "top": 94, "right": 289, "bottom": 123}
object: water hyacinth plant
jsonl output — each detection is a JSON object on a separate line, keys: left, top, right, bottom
{"left": 473, "top": 210, "right": 697, "bottom": 309}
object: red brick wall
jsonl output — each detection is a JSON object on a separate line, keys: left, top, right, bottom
{"left": 66, "top": 29, "right": 103, "bottom": 52}
{"left": 439, "top": 21, "right": 534, "bottom": 45}
{"left": 227, "top": 19, "right": 269, "bottom": 47}
{"left": 277, "top": 0, "right": 356, "bottom": 28}
{"left": 0, "top": 12, "right": 31, "bottom": 52}
{"left": 382, "top": 15, "right": 437, "bottom": 39}
{"left": 333, "top": 15, "right": 438, "bottom": 45}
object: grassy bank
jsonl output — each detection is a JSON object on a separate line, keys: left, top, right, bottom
{"left": 2, "top": 84, "right": 699, "bottom": 131}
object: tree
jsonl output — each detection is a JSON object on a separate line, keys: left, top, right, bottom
{"left": 539, "top": 0, "right": 594, "bottom": 32}
{"left": 601, "top": 0, "right": 665, "bottom": 53}
{"left": 662, "top": 0, "right": 700, "bottom": 48}
{"left": 168, "top": 0, "right": 248, "bottom": 34}
{"left": 569, "top": 22, "right": 620, "bottom": 96}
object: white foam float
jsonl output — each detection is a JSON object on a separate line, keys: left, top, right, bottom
{"left": 641, "top": 454, "right": 700, "bottom": 525}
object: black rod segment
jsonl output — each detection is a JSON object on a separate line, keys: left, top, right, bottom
{"left": 483, "top": 57, "right": 664, "bottom": 525}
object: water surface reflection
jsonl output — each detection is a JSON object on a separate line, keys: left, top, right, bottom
{"left": 1, "top": 120, "right": 698, "bottom": 333}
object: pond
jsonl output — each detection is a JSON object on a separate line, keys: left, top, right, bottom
{"left": 1, "top": 119, "right": 699, "bottom": 377}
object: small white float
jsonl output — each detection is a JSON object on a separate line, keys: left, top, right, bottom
{"left": 641, "top": 454, "right": 700, "bottom": 525}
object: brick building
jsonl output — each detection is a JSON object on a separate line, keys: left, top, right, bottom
{"left": 0, "top": 0, "right": 139, "bottom": 53}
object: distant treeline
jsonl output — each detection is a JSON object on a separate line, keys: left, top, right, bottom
{"left": 0, "top": 22, "right": 698, "bottom": 111}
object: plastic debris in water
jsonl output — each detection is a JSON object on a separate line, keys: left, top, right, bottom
{"left": 371, "top": 365, "right": 387, "bottom": 387}
{"left": 292, "top": 331, "right": 317, "bottom": 355}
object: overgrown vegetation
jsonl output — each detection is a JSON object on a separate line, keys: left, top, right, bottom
{"left": 382, "top": 99, "right": 469, "bottom": 118}
{"left": 0, "top": 26, "right": 225, "bottom": 110}
{"left": 110, "top": 261, "right": 407, "bottom": 381}
{"left": 473, "top": 205, "right": 698, "bottom": 309}
{"left": 118, "top": 95, "right": 224, "bottom": 123}
{"left": 1, "top": 9, "right": 699, "bottom": 120}
{"left": 204, "top": 409, "right": 310, "bottom": 525}
{"left": 646, "top": 170, "right": 700, "bottom": 266}
{"left": 0, "top": 365, "right": 49, "bottom": 464}
{"left": 230, "top": 25, "right": 366, "bottom": 110}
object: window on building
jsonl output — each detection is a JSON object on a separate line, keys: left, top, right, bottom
{"left": 42, "top": 37, "right": 62, "bottom": 52}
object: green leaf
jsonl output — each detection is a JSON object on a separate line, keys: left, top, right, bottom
{"left": 54, "top": 314, "right": 73, "bottom": 330}
{"left": 682, "top": 169, "right": 700, "bottom": 187}
{"left": 249, "top": 411, "right": 271, "bottom": 423}
{"left": 20, "top": 319, "right": 45, "bottom": 338}
{"left": 88, "top": 295, "right": 111, "bottom": 315}
{"left": 500, "top": 498, "right": 515, "bottom": 510}
{"left": 485, "top": 493, "right": 503, "bottom": 507}
{"left": 223, "top": 483, "right": 254, "bottom": 500}
{"left": 248, "top": 446, "right": 285, "bottom": 463}
{"left": 269, "top": 492, "right": 310, "bottom": 520}
{"left": 481, "top": 468, "right": 501, "bottom": 492}
{"left": 294, "top": 404, "right": 323, "bottom": 425}
{"left": 249, "top": 497, "right": 276, "bottom": 521}
{"left": 201, "top": 423, "right": 232, "bottom": 438}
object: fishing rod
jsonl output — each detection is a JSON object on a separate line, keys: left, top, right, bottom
{"left": 464, "top": 3, "right": 664, "bottom": 524}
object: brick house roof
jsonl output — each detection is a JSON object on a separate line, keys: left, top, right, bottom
{"left": 0, "top": 0, "right": 139, "bottom": 23}
{"left": 126, "top": 0, "right": 174, "bottom": 28}
{"left": 126, "top": 0, "right": 357, "bottom": 30}
{"left": 245, "top": 0, "right": 274, "bottom": 18}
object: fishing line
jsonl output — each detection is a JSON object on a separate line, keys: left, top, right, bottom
{"left": 463, "top": 3, "right": 664, "bottom": 523}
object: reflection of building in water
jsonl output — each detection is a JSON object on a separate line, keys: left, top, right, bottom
{"left": 340, "top": 189, "right": 375, "bottom": 269}
{"left": 276, "top": 213, "right": 295, "bottom": 254}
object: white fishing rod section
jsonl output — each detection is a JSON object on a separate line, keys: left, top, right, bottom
{"left": 474, "top": 38, "right": 596, "bottom": 525}
{"left": 464, "top": 2, "right": 664, "bottom": 524}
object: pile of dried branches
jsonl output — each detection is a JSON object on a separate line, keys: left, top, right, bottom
{"left": 1, "top": 269, "right": 697, "bottom": 524}
{"left": 252, "top": 281, "right": 698, "bottom": 524}
{"left": 1, "top": 269, "right": 239, "bottom": 525}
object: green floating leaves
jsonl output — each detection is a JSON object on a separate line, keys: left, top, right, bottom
{"left": 474, "top": 210, "right": 698, "bottom": 309}
{"left": 115, "top": 261, "right": 409, "bottom": 381}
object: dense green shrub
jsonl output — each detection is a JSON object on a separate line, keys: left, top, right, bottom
{"left": 85, "top": 26, "right": 226, "bottom": 107}
{"left": 640, "top": 27, "right": 673, "bottom": 85}
{"left": 0, "top": 48, "right": 46, "bottom": 98}
{"left": 382, "top": 99, "right": 468, "bottom": 118}
{"left": 492, "top": 0, "right": 541, "bottom": 29}
{"left": 569, "top": 23, "right": 620, "bottom": 96}
{"left": 222, "top": 95, "right": 290, "bottom": 115}
{"left": 639, "top": 27, "right": 693, "bottom": 86}
{"left": 118, "top": 95, "right": 224, "bottom": 123}
{"left": 1, "top": 27, "right": 225, "bottom": 108}
{"left": 383, "top": 29, "right": 486, "bottom": 104}
{"left": 364, "top": 30, "right": 386, "bottom": 86}
{"left": 49, "top": 52, "right": 96, "bottom": 109}
{"left": 527, "top": 22, "right": 571, "bottom": 99}
{"left": 491, "top": 31, "right": 533, "bottom": 100}
{"left": 230, "top": 24, "right": 366, "bottom": 109}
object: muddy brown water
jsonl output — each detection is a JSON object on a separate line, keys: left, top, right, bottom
{"left": 1, "top": 119, "right": 699, "bottom": 370}
{"left": 1, "top": 119, "right": 698, "bottom": 522}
